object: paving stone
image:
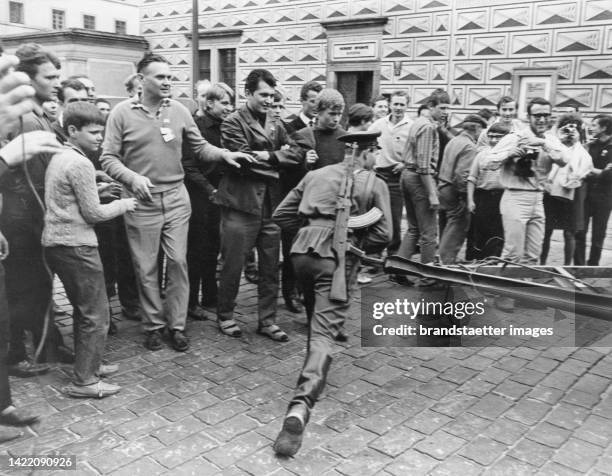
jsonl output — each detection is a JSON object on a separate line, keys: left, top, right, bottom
{"left": 494, "top": 356, "right": 529, "bottom": 372}
{"left": 380, "top": 376, "right": 422, "bottom": 397}
{"left": 345, "top": 391, "right": 397, "bottom": 418}
{"left": 457, "top": 378, "right": 496, "bottom": 398}
{"left": 467, "top": 393, "right": 513, "bottom": 420}
{"left": 572, "top": 414, "right": 612, "bottom": 447}
{"left": 438, "top": 366, "right": 477, "bottom": 385}
{"left": 504, "top": 399, "right": 552, "bottom": 426}
{"left": 108, "top": 456, "right": 166, "bottom": 476}
{"left": 235, "top": 447, "right": 285, "bottom": 475}
{"left": 150, "top": 415, "right": 208, "bottom": 446}
{"left": 368, "top": 426, "right": 425, "bottom": 457}
{"left": 539, "top": 370, "right": 579, "bottom": 391}
{"left": 126, "top": 391, "right": 178, "bottom": 416}
{"left": 357, "top": 405, "right": 406, "bottom": 435}
{"left": 405, "top": 409, "right": 452, "bottom": 435}
{"left": 508, "top": 438, "right": 555, "bottom": 467}
{"left": 194, "top": 399, "right": 251, "bottom": 425}
{"left": 333, "top": 447, "right": 392, "bottom": 476}
{"left": 431, "top": 392, "right": 478, "bottom": 418}
{"left": 152, "top": 433, "right": 217, "bottom": 469}
{"left": 486, "top": 456, "right": 537, "bottom": 476}
{"left": 166, "top": 457, "right": 220, "bottom": 475}
{"left": 114, "top": 413, "right": 169, "bottom": 440}
{"left": 562, "top": 389, "right": 603, "bottom": 409}
{"left": 360, "top": 365, "right": 405, "bottom": 386}
{"left": 443, "top": 413, "right": 490, "bottom": 441}
{"left": 203, "top": 414, "right": 259, "bottom": 442}
{"left": 590, "top": 359, "right": 612, "bottom": 379}
{"left": 525, "top": 421, "right": 572, "bottom": 448}
{"left": 527, "top": 386, "right": 565, "bottom": 405}
{"left": 329, "top": 379, "right": 378, "bottom": 404}
{"left": 509, "top": 368, "right": 547, "bottom": 386}
{"left": 525, "top": 357, "right": 559, "bottom": 373}
{"left": 33, "top": 403, "right": 100, "bottom": 434}
{"left": 458, "top": 436, "right": 507, "bottom": 466}
{"left": 324, "top": 426, "right": 378, "bottom": 458}
{"left": 545, "top": 403, "right": 590, "bottom": 430}
{"left": 8, "top": 428, "right": 79, "bottom": 455}
{"left": 538, "top": 462, "right": 584, "bottom": 476}
{"left": 385, "top": 449, "right": 439, "bottom": 476}
{"left": 510, "top": 347, "right": 541, "bottom": 361}
{"left": 552, "top": 438, "right": 603, "bottom": 473}
{"left": 429, "top": 455, "right": 484, "bottom": 476}
{"left": 415, "top": 378, "right": 457, "bottom": 400}
{"left": 56, "top": 430, "right": 124, "bottom": 459}
{"left": 299, "top": 422, "right": 338, "bottom": 454}
{"left": 89, "top": 436, "right": 166, "bottom": 473}
{"left": 462, "top": 355, "right": 495, "bottom": 371}
{"left": 204, "top": 431, "right": 271, "bottom": 468}
{"left": 278, "top": 448, "right": 339, "bottom": 476}
{"left": 557, "top": 358, "right": 591, "bottom": 376}
{"left": 494, "top": 380, "right": 531, "bottom": 400}
{"left": 414, "top": 430, "right": 466, "bottom": 460}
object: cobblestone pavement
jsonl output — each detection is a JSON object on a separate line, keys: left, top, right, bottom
{"left": 1, "top": 238, "right": 612, "bottom": 475}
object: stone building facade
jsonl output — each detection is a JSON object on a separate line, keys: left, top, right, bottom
{"left": 140, "top": 0, "right": 612, "bottom": 119}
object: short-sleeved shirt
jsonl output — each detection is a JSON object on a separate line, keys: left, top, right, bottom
{"left": 402, "top": 116, "right": 439, "bottom": 175}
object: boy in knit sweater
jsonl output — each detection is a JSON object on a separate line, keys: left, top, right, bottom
{"left": 43, "top": 103, "right": 136, "bottom": 398}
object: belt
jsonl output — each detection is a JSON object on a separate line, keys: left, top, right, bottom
{"left": 307, "top": 217, "right": 335, "bottom": 228}
{"left": 507, "top": 188, "right": 542, "bottom": 192}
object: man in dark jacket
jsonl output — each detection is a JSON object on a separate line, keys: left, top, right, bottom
{"left": 217, "top": 69, "right": 300, "bottom": 340}
{"left": 182, "top": 82, "right": 234, "bottom": 318}
{"left": 575, "top": 114, "right": 612, "bottom": 265}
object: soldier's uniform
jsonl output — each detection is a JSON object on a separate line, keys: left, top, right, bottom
{"left": 272, "top": 131, "right": 392, "bottom": 456}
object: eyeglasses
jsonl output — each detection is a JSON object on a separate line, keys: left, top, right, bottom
{"left": 530, "top": 113, "right": 551, "bottom": 119}
{"left": 487, "top": 134, "right": 505, "bottom": 139}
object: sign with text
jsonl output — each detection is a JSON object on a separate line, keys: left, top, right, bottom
{"left": 332, "top": 42, "right": 378, "bottom": 61}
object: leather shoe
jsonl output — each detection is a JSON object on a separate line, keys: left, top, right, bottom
{"left": 8, "top": 360, "right": 50, "bottom": 378}
{"left": 188, "top": 304, "right": 207, "bottom": 320}
{"left": 144, "top": 329, "right": 163, "bottom": 351}
{"left": 121, "top": 306, "right": 141, "bottom": 321}
{"left": 244, "top": 267, "right": 259, "bottom": 284}
{"left": 273, "top": 403, "right": 309, "bottom": 457}
{"left": 170, "top": 330, "right": 189, "bottom": 352}
{"left": 284, "top": 296, "right": 303, "bottom": 313}
{"left": 0, "top": 406, "right": 40, "bottom": 426}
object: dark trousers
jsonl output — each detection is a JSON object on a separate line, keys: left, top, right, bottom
{"left": 217, "top": 201, "right": 280, "bottom": 326}
{"left": 95, "top": 216, "right": 139, "bottom": 313}
{"left": 1, "top": 216, "right": 62, "bottom": 364}
{"left": 46, "top": 246, "right": 109, "bottom": 386}
{"left": 0, "top": 263, "right": 12, "bottom": 411}
{"left": 376, "top": 168, "right": 404, "bottom": 255}
{"left": 470, "top": 189, "right": 504, "bottom": 260}
{"left": 186, "top": 187, "right": 221, "bottom": 307}
{"left": 281, "top": 228, "right": 298, "bottom": 300}
{"left": 289, "top": 253, "right": 359, "bottom": 412}
{"left": 575, "top": 198, "right": 611, "bottom": 266}
{"left": 438, "top": 185, "right": 470, "bottom": 264}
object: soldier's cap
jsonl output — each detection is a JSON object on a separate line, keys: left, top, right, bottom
{"left": 456, "top": 114, "right": 488, "bottom": 129}
{"left": 337, "top": 130, "right": 381, "bottom": 148}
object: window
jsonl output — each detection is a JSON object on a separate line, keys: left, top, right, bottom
{"left": 52, "top": 9, "right": 65, "bottom": 30}
{"left": 83, "top": 14, "right": 96, "bottom": 30}
{"left": 9, "top": 2, "right": 24, "bottom": 24}
{"left": 198, "top": 50, "right": 211, "bottom": 81}
{"left": 218, "top": 49, "right": 236, "bottom": 89}
{"left": 115, "top": 20, "right": 127, "bottom": 35}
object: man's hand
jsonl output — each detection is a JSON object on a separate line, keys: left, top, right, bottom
{"left": 97, "top": 181, "right": 122, "bottom": 201}
{"left": 0, "top": 131, "right": 63, "bottom": 166}
{"left": 507, "top": 147, "right": 526, "bottom": 160}
{"left": 95, "top": 170, "right": 114, "bottom": 183}
{"left": 519, "top": 137, "right": 545, "bottom": 148}
{"left": 392, "top": 163, "right": 405, "bottom": 174}
{"left": 122, "top": 198, "right": 138, "bottom": 212}
{"left": 0, "top": 55, "right": 37, "bottom": 136}
{"left": 0, "top": 231, "right": 9, "bottom": 261}
{"left": 252, "top": 150, "right": 270, "bottom": 162}
{"left": 428, "top": 193, "right": 440, "bottom": 211}
{"left": 130, "top": 174, "right": 153, "bottom": 202}
{"left": 222, "top": 150, "right": 257, "bottom": 168}
{"left": 467, "top": 199, "right": 476, "bottom": 213}
{"left": 306, "top": 149, "right": 318, "bottom": 166}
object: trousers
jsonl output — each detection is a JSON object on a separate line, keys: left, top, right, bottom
{"left": 0, "top": 263, "right": 12, "bottom": 411}
{"left": 500, "top": 190, "right": 545, "bottom": 264}
{"left": 46, "top": 246, "right": 108, "bottom": 386}
{"left": 288, "top": 253, "right": 359, "bottom": 411}
{"left": 438, "top": 185, "right": 470, "bottom": 264}
{"left": 217, "top": 201, "right": 279, "bottom": 326}
{"left": 376, "top": 168, "right": 404, "bottom": 255}
{"left": 574, "top": 197, "right": 611, "bottom": 266}
{"left": 469, "top": 189, "right": 504, "bottom": 260}
{"left": 124, "top": 185, "right": 191, "bottom": 332}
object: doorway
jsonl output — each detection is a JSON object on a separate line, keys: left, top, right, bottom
{"left": 335, "top": 71, "right": 374, "bottom": 125}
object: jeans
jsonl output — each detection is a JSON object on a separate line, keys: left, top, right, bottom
{"left": 438, "top": 185, "right": 470, "bottom": 264}
{"left": 500, "top": 190, "right": 545, "bottom": 264}
{"left": 186, "top": 185, "right": 221, "bottom": 307}
{"left": 574, "top": 198, "right": 612, "bottom": 266}
{"left": 124, "top": 185, "right": 191, "bottom": 332}
{"left": 376, "top": 168, "right": 404, "bottom": 255}
{"left": 46, "top": 246, "right": 108, "bottom": 386}
{"left": 217, "top": 202, "right": 280, "bottom": 326}
{"left": 0, "top": 263, "right": 12, "bottom": 411}
{"left": 398, "top": 170, "right": 438, "bottom": 263}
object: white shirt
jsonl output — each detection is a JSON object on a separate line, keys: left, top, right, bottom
{"left": 369, "top": 113, "right": 414, "bottom": 168}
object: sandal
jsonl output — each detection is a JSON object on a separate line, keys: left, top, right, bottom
{"left": 219, "top": 319, "right": 242, "bottom": 337}
{"left": 63, "top": 381, "right": 121, "bottom": 399}
{"left": 257, "top": 324, "right": 289, "bottom": 342}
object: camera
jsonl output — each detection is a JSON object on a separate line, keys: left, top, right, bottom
{"left": 559, "top": 123, "right": 577, "bottom": 134}
{"left": 514, "top": 148, "right": 539, "bottom": 178}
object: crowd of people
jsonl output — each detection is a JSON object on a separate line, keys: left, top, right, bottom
{"left": 0, "top": 42, "right": 611, "bottom": 453}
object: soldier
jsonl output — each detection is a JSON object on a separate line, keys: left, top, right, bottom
{"left": 272, "top": 131, "right": 392, "bottom": 457}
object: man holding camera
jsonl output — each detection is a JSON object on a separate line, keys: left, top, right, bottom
{"left": 485, "top": 98, "right": 570, "bottom": 311}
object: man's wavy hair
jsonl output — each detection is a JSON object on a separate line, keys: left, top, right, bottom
{"left": 316, "top": 88, "right": 344, "bottom": 112}
{"left": 15, "top": 43, "right": 60, "bottom": 78}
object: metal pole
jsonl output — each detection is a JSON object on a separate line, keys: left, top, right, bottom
{"left": 191, "top": 0, "right": 199, "bottom": 99}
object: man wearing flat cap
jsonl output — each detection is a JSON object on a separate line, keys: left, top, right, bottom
{"left": 437, "top": 114, "right": 488, "bottom": 264}
{"left": 271, "top": 130, "right": 392, "bottom": 457}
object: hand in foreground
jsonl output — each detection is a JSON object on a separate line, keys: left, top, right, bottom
{"left": 252, "top": 150, "right": 270, "bottom": 162}
{"left": 130, "top": 174, "right": 153, "bottom": 202}
{"left": 0, "top": 55, "right": 37, "bottom": 136}
{"left": 306, "top": 149, "right": 318, "bottom": 166}
{"left": 122, "top": 197, "right": 138, "bottom": 212}
{"left": 0, "top": 231, "right": 8, "bottom": 261}
{"left": 467, "top": 200, "right": 476, "bottom": 213}
{"left": 429, "top": 194, "right": 440, "bottom": 211}
{"left": 392, "top": 163, "right": 405, "bottom": 174}
{"left": 97, "top": 181, "right": 122, "bottom": 201}
{"left": 222, "top": 151, "right": 257, "bottom": 168}
{"left": 0, "top": 131, "right": 63, "bottom": 166}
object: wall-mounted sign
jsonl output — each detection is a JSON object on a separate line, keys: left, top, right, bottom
{"left": 332, "top": 41, "right": 378, "bottom": 61}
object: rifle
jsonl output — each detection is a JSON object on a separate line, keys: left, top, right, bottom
{"left": 329, "top": 142, "right": 358, "bottom": 302}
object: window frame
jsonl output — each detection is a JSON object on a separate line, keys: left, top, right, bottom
{"left": 9, "top": 1, "right": 24, "bottom": 24}
{"left": 51, "top": 8, "right": 65, "bottom": 30}
{"left": 83, "top": 14, "right": 96, "bottom": 30}
{"left": 115, "top": 19, "right": 127, "bottom": 35}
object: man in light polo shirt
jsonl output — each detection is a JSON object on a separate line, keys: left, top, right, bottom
{"left": 101, "top": 52, "right": 252, "bottom": 352}
{"left": 369, "top": 90, "right": 413, "bottom": 257}
{"left": 477, "top": 95, "right": 525, "bottom": 148}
